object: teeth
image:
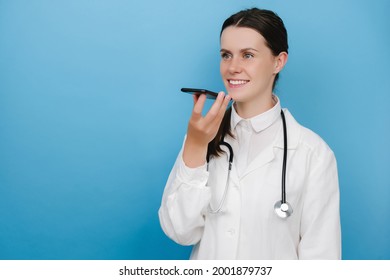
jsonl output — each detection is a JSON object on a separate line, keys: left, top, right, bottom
{"left": 229, "top": 80, "right": 248, "bottom": 85}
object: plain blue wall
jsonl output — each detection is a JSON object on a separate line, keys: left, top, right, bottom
{"left": 0, "top": 0, "right": 389, "bottom": 260}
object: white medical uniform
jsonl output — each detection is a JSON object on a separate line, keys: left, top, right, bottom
{"left": 159, "top": 97, "right": 341, "bottom": 259}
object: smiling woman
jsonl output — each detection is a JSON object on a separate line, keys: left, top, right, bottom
{"left": 220, "top": 27, "right": 287, "bottom": 117}
{"left": 158, "top": 8, "right": 341, "bottom": 260}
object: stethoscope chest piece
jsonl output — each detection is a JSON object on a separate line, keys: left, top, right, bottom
{"left": 274, "top": 200, "right": 293, "bottom": 219}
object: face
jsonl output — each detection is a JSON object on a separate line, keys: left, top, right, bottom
{"left": 220, "top": 26, "right": 283, "bottom": 104}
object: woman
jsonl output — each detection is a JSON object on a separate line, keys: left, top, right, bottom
{"left": 159, "top": 8, "right": 341, "bottom": 259}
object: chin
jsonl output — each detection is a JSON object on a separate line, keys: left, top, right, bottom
{"left": 226, "top": 88, "right": 250, "bottom": 102}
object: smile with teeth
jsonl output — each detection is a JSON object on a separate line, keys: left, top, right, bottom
{"left": 228, "top": 79, "right": 249, "bottom": 85}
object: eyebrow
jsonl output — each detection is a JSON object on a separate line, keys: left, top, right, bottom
{"left": 220, "top": 48, "right": 259, "bottom": 53}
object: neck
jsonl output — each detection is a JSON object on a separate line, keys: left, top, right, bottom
{"left": 234, "top": 93, "right": 276, "bottom": 119}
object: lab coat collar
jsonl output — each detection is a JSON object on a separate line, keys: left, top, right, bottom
{"left": 231, "top": 95, "right": 281, "bottom": 133}
{"left": 225, "top": 108, "right": 301, "bottom": 182}
{"left": 228, "top": 107, "right": 301, "bottom": 150}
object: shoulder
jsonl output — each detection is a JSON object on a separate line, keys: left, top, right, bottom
{"left": 284, "top": 109, "right": 335, "bottom": 160}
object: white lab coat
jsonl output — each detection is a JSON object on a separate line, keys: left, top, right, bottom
{"left": 159, "top": 109, "right": 341, "bottom": 259}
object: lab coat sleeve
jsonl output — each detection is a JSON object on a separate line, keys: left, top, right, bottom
{"left": 158, "top": 147, "right": 211, "bottom": 246}
{"left": 298, "top": 142, "right": 341, "bottom": 259}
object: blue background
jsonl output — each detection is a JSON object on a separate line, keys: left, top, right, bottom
{"left": 0, "top": 0, "right": 389, "bottom": 260}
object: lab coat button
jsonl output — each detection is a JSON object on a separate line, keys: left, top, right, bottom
{"left": 227, "top": 228, "right": 235, "bottom": 236}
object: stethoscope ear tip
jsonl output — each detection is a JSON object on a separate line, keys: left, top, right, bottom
{"left": 274, "top": 200, "right": 293, "bottom": 218}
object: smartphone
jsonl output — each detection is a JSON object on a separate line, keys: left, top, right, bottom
{"left": 181, "top": 88, "right": 219, "bottom": 99}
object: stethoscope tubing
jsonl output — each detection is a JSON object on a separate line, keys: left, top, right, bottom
{"left": 208, "top": 141, "right": 233, "bottom": 214}
{"left": 280, "top": 110, "right": 287, "bottom": 204}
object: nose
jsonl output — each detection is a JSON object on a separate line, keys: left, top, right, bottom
{"left": 227, "top": 57, "right": 242, "bottom": 74}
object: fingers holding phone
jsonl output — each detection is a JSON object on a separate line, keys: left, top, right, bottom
{"left": 190, "top": 91, "right": 230, "bottom": 142}
{"left": 183, "top": 90, "right": 231, "bottom": 167}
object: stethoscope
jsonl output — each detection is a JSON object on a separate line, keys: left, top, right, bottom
{"left": 206, "top": 110, "right": 293, "bottom": 219}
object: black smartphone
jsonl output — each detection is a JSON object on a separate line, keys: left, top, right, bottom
{"left": 181, "top": 88, "right": 219, "bottom": 99}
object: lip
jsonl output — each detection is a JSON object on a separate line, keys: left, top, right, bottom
{"left": 227, "top": 79, "right": 249, "bottom": 88}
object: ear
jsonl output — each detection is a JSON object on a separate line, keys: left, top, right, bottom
{"left": 274, "top": 52, "right": 288, "bottom": 74}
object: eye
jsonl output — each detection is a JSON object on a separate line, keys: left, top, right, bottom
{"left": 221, "top": 52, "right": 232, "bottom": 60}
{"left": 243, "top": 52, "right": 254, "bottom": 59}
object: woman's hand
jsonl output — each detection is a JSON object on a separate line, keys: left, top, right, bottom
{"left": 183, "top": 92, "right": 231, "bottom": 168}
